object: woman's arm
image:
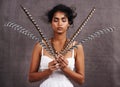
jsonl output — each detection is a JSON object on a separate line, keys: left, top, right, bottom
{"left": 28, "top": 42, "right": 52, "bottom": 82}
{"left": 58, "top": 44, "right": 85, "bottom": 84}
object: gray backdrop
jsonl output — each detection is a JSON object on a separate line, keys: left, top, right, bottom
{"left": 0, "top": 0, "right": 120, "bottom": 87}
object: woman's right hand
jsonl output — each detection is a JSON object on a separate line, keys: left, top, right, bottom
{"left": 48, "top": 60, "right": 59, "bottom": 72}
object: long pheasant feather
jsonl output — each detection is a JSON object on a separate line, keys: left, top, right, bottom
{"left": 20, "top": 5, "right": 55, "bottom": 57}
{"left": 61, "top": 7, "right": 95, "bottom": 54}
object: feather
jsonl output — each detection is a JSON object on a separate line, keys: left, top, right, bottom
{"left": 20, "top": 5, "right": 56, "bottom": 57}
{"left": 4, "top": 22, "right": 54, "bottom": 55}
{"left": 62, "top": 26, "right": 115, "bottom": 55}
{"left": 61, "top": 7, "right": 96, "bottom": 54}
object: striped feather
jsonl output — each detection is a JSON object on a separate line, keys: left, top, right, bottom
{"left": 4, "top": 22, "right": 54, "bottom": 55}
{"left": 62, "top": 26, "right": 115, "bottom": 55}
{"left": 20, "top": 5, "right": 55, "bottom": 57}
{"left": 61, "top": 7, "right": 96, "bottom": 54}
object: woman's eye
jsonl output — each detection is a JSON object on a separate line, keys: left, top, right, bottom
{"left": 53, "top": 18, "right": 58, "bottom": 22}
{"left": 62, "top": 18, "right": 66, "bottom": 22}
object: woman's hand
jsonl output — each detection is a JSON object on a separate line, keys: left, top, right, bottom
{"left": 48, "top": 60, "right": 59, "bottom": 72}
{"left": 56, "top": 54, "right": 68, "bottom": 70}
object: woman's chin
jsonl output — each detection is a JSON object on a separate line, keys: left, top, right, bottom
{"left": 56, "top": 30, "right": 64, "bottom": 34}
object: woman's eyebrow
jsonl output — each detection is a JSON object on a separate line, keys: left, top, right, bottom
{"left": 53, "top": 15, "right": 67, "bottom": 19}
{"left": 62, "top": 17, "right": 67, "bottom": 19}
{"left": 54, "top": 17, "right": 59, "bottom": 19}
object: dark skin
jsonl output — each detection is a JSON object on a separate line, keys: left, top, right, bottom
{"left": 29, "top": 11, "right": 85, "bottom": 84}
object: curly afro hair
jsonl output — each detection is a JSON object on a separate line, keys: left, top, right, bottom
{"left": 47, "top": 4, "right": 77, "bottom": 25}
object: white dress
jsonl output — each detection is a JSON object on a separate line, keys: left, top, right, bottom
{"left": 39, "top": 48, "right": 75, "bottom": 87}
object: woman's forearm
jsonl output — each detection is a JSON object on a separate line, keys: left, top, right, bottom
{"left": 29, "top": 69, "right": 52, "bottom": 82}
{"left": 61, "top": 67, "right": 84, "bottom": 84}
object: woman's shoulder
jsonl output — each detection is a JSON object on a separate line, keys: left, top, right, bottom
{"left": 73, "top": 41, "right": 84, "bottom": 60}
{"left": 73, "top": 41, "right": 83, "bottom": 53}
{"left": 72, "top": 41, "right": 82, "bottom": 47}
{"left": 72, "top": 40, "right": 83, "bottom": 47}
{"left": 33, "top": 42, "right": 42, "bottom": 51}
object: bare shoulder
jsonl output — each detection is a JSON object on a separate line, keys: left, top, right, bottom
{"left": 29, "top": 42, "right": 42, "bottom": 73}
{"left": 32, "top": 42, "right": 42, "bottom": 54}
{"left": 76, "top": 44, "right": 83, "bottom": 50}
{"left": 35, "top": 42, "right": 42, "bottom": 48}
{"left": 73, "top": 41, "right": 83, "bottom": 51}
{"left": 35, "top": 41, "right": 42, "bottom": 48}
{"left": 74, "top": 42, "right": 84, "bottom": 59}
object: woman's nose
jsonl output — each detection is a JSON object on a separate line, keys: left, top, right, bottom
{"left": 58, "top": 20, "right": 62, "bottom": 26}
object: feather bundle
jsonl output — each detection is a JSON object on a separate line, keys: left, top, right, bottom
{"left": 4, "top": 6, "right": 115, "bottom": 58}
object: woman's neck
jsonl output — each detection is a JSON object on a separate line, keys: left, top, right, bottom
{"left": 52, "top": 33, "right": 67, "bottom": 42}
{"left": 51, "top": 33, "right": 67, "bottom": 52}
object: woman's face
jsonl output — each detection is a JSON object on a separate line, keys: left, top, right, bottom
{"left": 51, "top": 11, "right": 70, "bottom": 34}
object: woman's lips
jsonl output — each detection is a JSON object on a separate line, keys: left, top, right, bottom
{"left": 57, "top": 27, "right": 63, "bottom": 30}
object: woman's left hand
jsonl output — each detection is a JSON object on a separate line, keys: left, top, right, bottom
{"left": 56, "top": 54, "right": 68, "bottom": 70}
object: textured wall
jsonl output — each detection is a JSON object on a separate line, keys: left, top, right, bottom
{"left": 0, "top": 0, "right": 120, "bottom": 87}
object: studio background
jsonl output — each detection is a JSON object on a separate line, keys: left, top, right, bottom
{"left": 0, "top": 0, "right": 120, "bottom": 87}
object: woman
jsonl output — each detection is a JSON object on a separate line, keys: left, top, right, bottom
{"left": 28, "top": 4, "right": 85, "bottom": 87}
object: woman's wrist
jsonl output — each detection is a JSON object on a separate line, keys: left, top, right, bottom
{"left": 44, "top": 68, "right": 53, "bottom": 75}
{"left": 61, "top": 66, "right": 69, "bottom": 71}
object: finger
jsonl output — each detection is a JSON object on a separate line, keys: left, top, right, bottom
{"left": 56, "top": 54, "right": 68, "bottom": 67}
{"left": 59, "top": 62, "right": 66, "bottom": 69}
{"left": 49, "top": 61, "right": 57, "bottom": 68}
{"left": 50, "top": 64, "right": 60, "bottom": 70}
{"left": 58, "top": 60, "right": 68, "bottom": 69}
{"left": 52, "top": 60, "right": 58, "bottom": 65}
{"left": 58, "top": 57, "right": 68, "bottom": 65}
